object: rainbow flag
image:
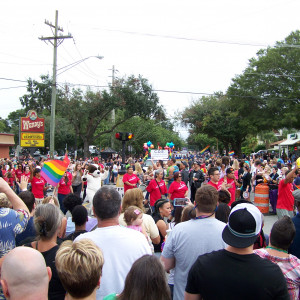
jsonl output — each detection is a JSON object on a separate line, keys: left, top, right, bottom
{"left": 200, "top": 145, "right": 210, "bottom": 154}
{"left": 40, "top": 154, "right": 70, "bottom": 186}
{"left": 229, "top": 151, "right": 235, "bottom": 156}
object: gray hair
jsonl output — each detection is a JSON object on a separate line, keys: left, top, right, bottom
{"left": 154, "top": 169, "right": 163, "bottom": 178}
{"left": 34, "top": 204, "right": 63, "bottom": 239}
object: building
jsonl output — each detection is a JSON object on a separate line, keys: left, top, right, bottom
{"left": 0, "top": 133, "right": 15, "bottom": 158}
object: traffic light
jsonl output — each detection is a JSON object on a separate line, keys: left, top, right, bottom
{"left": 115, "top": 132, "right": 123, "bottom": 140}
{"left": 115, "top": 132, "right": 134, "bottom": 141}
{"left": 126, "top": 132, "right": 134, "bottom": 141}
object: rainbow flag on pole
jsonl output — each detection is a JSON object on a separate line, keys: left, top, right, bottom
{"left": 229, "top": 151, "right": 235, "bottom": 156}
{"left": 40, "top": 154, "right": 70, "bottom": 186}
{"left": 200, "top": 145, "right": 210, "bottom": 154}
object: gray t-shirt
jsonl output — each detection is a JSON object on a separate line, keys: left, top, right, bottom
{"left": 162, "top": 217, "right": 226, "bottom": 300}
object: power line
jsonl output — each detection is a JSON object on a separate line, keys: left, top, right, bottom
{"left": 101, "top": 29, "right": 300, "bottom": 49}
{"left": 0, "top": 85, "right": 27, "bottom": 90}
{"left": 0, "top": 76, "right": 298, "bottom": 101}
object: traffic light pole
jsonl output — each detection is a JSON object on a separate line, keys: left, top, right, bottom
{"left": 119, "top": 140, "right": 126, "bottom": 175}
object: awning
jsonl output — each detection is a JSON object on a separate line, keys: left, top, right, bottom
{"left": 279, "top": 138, "right": 300, "bottom": 146}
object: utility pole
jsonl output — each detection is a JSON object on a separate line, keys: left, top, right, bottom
{"left": 39, "top": 10, "right": 72, "bottom": 158}
{"left": 110, "top": 65, "right": 117, "bottom": 149}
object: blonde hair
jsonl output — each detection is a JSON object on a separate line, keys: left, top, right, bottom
{"left": 135, "top": 162, "right": 143, "bottom": 175}
{"left": 121, "top": 188, "right": 145, "bottom": 213}
{"left": 0, "top": 193, "right": 11, "bottom": 208}
{"left": 55, "top": 239, "right": 104, "bottom": 298}
{"left": 43, "top": 196, "right": 60, "bottom": 208}
{"left": 124, "top": 206, "right": 143, "bottom": 225}
{"left": 232, "top": 159, "right": 239, "bottom": 171}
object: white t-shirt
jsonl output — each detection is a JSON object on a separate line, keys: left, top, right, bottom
{"left": 162, "top": 218, "right": 226, "bottom": 300}
{"left": 75, "top": 225, "right": 152, "bottom": 300}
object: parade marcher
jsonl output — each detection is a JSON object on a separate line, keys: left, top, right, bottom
{"left": 180, "top": 161, "right": 189, "bottom": 186}
{"left": 166, "top": 158, "right": 179, "bottom": 188}
{"left": 189, "top": 162, "right": 205, "bottom": 202}
{"left": 207, "top": 167, "right": 221, "bottom": 190}
{"left": 240, "top": 163, "right": 252, "bottom": 200}
{"left": 71, "top": 162, "right": 83, "bottom": 198}
{"left": 276, "top": 165, "right": 298, "bottom": 219}
{"left": 54, "top": 171, "right": 73, "bottom": 214}
{"left": 289, "top": 190, "right": 300, "bottom": 258}
{"left": 168, "top": 172, "right": 188, "bottom": 201}
{"left": 122, "top": 166, "right": 141, "bottom": 194}
{"left": 185, "top": 203, "right": 289, "bottom": 300}
{"left": 268, "top": 166, "right": 280, "bottom": 214}
{"left": 218, "top": 167, "right": 236, "bottom": 206}
{"left": 146, "top": 169, "right": 168, "bottom": 209}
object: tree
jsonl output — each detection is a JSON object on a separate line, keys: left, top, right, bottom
{"left": 227, "top": 30, "right": 300, "bottom": 130}
{"left": 182, "top": 95, "right": 255, "bottom": 157}
{"left": 19, "top": 75, "right": 64, "bottom": 114}
{"left": 60, "top": 75, "right": 164, "bottom": 157}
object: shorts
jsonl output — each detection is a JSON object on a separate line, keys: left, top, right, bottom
{"left": 276, "top": 208, "right": 294, "bottom": 219}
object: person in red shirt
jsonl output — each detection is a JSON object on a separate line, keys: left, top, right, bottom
{"left": 276, "top": 165, "right": 299, "bottom": 219}
{"left": 123, "top": 166, "right": 141, "bottom": 194}
{"left": 168, "top": 172, "right": 188, "bottom": 201}
{"left": 207, "top": 167, "right": 221, "bottom": 190}
{"left": 54, "top": 172, "right": 73, "bottom": 213}
{"left": 30, "top": 168, "right": 50, "bottom": 205}
{"left": 218, "top": 167, "right": 237, "bottom": 206}
{"left": 146, "top": 169, "right": 168, "bottom": 208}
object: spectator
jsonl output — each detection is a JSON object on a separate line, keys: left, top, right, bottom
{"left": 56, "top": 239, "right": 104, "bottom": 300}
{"left": 1, "top": 247, "right": 51, "bottom": 300}
{"left": 289, "top": 189, "right": 300, "bottom": 258}
{"left": 161, "top": 185, "right": 226, "bottom": 300}
{"left": 63, "top": 205, "right": 88, "bottom": 241}
{"left": 24, "top": 204, "right": 66, "bottom": 300}
{"left": 119, "top": 188, "right": 160, "bottom": 246}
{"left": 255, "top": 216, "right": 300, "bottom": 300}
{"left": 103, "top": 255, "right": 171, "bottom": 300}
{"left": 16, "top": 190, "right": 36, "bottom": 246}
{"left": 75, "top": 186, "right": 151, "bottom": 299}
{"left": 185, "top": 203, "right": 289, "bottom": 299}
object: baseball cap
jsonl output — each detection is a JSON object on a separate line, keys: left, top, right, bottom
{"left": 181, "top": 161, "right": 188, "bottom": 167}
{"left": 222, "top": 203, "right": 262, "bottom": 248}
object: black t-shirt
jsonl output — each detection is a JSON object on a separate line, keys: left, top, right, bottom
{"left": 63, "top": 230, "right": 87, "bottom": 241}
{"left": 152, "top": 214, "right": 164, "bottom": 253}
{"left": 25, "top": 243, "right": 66, "bottom": 300}
{"left": 186, "top": 249, "right": 289, "bottom": 300}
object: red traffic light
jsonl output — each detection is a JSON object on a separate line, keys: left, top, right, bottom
{"left": 115, "top": 132, "right": 123, "bottom": 140}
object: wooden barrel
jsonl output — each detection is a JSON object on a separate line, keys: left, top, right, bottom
{"left": 254, "top": 184, "right": 270, "bottom": 214}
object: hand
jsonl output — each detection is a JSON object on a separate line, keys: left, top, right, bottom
{"left": 18, "top": 175, "right": 29, "bottom": 191}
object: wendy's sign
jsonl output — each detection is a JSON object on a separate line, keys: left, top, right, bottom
{"left": 21, "top": 110, "right": 45, "bottom": 133}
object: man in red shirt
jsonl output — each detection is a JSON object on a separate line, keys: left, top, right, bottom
{"left": 276, "top": 165, "right": 299, "bottom": 219}
{"left": 207, "top": 167, "right": 221, "bottom": 190}
{"left": 218, "top": 167, "right": 236, "bottom": 206}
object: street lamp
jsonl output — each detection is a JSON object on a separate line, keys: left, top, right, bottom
{"left": 49, "top": 55, "right": 104, "bottom": 158}
{"left": 57, "top": 56, "right": 104, "bottom": 75}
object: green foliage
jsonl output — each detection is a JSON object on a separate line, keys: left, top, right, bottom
{"left": 227, "top": 30, "right": 300, "bottom": 130}
{"left": 182, "top": 95, "right": 252, "bottom": 156}
{"left": 59, "top": 75, "right": 165, "bottom": 157}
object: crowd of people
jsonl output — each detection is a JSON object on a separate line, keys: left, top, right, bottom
{"left": 0, "top": 150, "right": 299, "bottom": 299}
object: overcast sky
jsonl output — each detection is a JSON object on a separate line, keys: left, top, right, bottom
{"left": 1, "top": 0, "right": 299, "bottom": 139}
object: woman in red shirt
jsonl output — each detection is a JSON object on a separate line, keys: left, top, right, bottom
{"left": 168, "top": 172, "right": 188, "bottom": 201}
{"left": 30, "top": 168, "right": 49, "bottom": 205}
{"left": 146, "top": 169, "right": 168, "bottom": 209}
{"left": 123, "top": 166, "right": 141, "bottom": 194}
{"left": 54, "top": 172, "right": 73, "bottom": 214}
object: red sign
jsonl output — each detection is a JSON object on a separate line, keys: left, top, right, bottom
{"left": 21, "top": 117, "right": 45, "bottom": 132}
